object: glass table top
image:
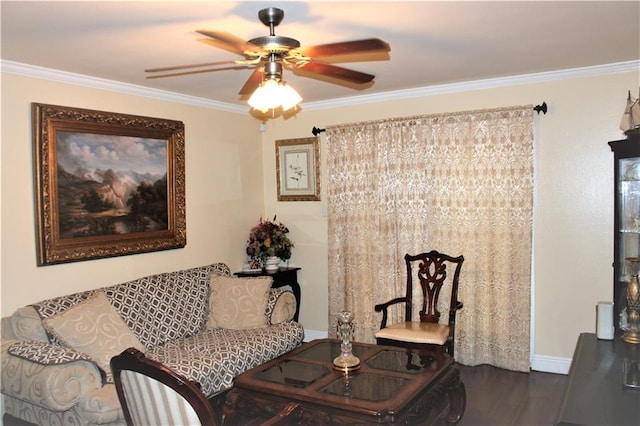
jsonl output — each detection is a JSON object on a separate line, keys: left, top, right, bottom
{"left": 320, "top": 372, "right": 409, "bottom": 401}
{"left": 251, "top": 339, "right": 444, "bottom": 401}
{"left": 366, "top": 349, "right": 439, "bottom": 374}
{"left": 254, "top": 360, "right": 330, "bottom": 388}
{"left": 296, "top": 340, "right": 369, "bottom": 362}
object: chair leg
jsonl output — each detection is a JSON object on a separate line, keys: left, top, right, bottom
{"left": 446, "top": 339, "right": 455, "bottom": 358}
{"left": 405, "top": 352, "right": 421, "bottom": 370}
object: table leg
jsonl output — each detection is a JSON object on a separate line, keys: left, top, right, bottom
{"left": 444, "top": 367, "right": 466, "bottom": 425}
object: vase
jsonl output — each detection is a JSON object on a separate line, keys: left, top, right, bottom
{"left": 265, "top": 256, "right": 280, "bottom": 272}
{"left": 623, "top": 257, "right": 640, "bottom": 344}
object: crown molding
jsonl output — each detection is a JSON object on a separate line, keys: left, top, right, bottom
{"left": 303, "top": 60, "right": 640, "bottom": 111}
{"left": 2, "top": 59, "right": 638, "bottom": 113}
{"left": 0, "top": 60, "right": 247, "bottom": 114}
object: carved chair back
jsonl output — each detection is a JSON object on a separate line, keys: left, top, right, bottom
{"left": 404, "top": 251, "right": 464, "bottom": 326}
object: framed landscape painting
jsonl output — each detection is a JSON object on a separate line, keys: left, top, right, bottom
{"left": 276, "top": 137, "right": 320, "bottom": 201}
{"left": 32, "top": 103, "right": 186, "bottom": 265}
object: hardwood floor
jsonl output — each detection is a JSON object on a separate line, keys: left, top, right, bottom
{"left": 458, "top": 363, "right": 568, "bottom": 426}
{"left": 3, "top": 364, "right": 569, "bottom": 426}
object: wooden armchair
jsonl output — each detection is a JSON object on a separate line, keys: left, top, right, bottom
{"left": 374, "top": 251, "right": 464, "bottom": 358}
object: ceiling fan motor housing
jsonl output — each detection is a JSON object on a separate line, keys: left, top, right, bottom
{"left": 264, "top": 60, "right": 283, "bottom": 81}
{"left": 258, "top": 7, "right": 285, "bottom": 28}
{"left": 250, "top": 8, "right": 300, "bottom": 54}
{"left": 248, "top": 35, "right": 300, "bottom": 53}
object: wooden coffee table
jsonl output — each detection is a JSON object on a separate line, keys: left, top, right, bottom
{"left": 223, "top": 338, "right": 465, "bottom": 425}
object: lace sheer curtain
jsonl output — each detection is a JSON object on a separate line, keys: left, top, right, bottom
{"left": 326, "top": 106, "right": 534, "bottom": 371}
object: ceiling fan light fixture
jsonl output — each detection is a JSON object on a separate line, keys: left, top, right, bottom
{"left": 279, "top": 82, "right": 302, "bottom": 111}
{"left": 248, "top": 78, "right": 302, "bottom": 113}
{"left": 248, "top": 79, "right": 280, "bottom": 113}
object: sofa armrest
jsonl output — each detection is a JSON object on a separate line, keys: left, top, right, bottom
{"left": 1, "top": 339, "right": 103, "bottom": 411}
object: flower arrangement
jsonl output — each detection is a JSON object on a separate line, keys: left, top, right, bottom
{"left": 246, "top": 216, "right": 294, "bottom": 264}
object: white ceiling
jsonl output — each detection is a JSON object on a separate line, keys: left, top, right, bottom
{"left": 2, "top": 1, "right": 639, "bottom": 110}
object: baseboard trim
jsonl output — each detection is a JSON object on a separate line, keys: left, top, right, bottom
{"left": 531, "top": 354, "right": 571, "bottom": 375}
{"left": 303, "top": 329, "right": 572, "bottom": 375}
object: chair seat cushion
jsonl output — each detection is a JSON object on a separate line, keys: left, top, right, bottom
{"left": 375, "top": 321, "right": 449, "bottom": 345}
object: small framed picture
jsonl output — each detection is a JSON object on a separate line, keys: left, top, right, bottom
{"left": 276, "top": 137, "right": 320, "bottom": 201}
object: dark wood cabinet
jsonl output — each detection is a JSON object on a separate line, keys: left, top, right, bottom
{"left": 609, "top": 134, "right": 640, "bottom": 335}
{"left": 556, "top": 333, "right": 640, "bottom": 425}
{"left": 234, "top": 267, "right": 301, "bottom": 321}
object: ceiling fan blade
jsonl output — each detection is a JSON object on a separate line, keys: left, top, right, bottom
{"left": 196, "top": 30, "right": 256, "bottom": 55}
{"left": 145, "top": 60, "right": 239, "bottom": 73}
{"left": 294, "top": 38, "right": 390, "bottom": 58}
{"left": 239, "top": 68, "right": 264, "bottom": 95}
{"left": 146, "top": 65, "right": 252, "bottom": 79}
{"left": 299, "top": 62, "right": 375, "bottom": 84}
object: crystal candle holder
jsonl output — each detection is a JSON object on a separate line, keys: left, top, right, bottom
{"left": 333, "top": 311, "right": 360, "bottom": 371}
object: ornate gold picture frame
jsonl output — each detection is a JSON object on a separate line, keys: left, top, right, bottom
{"left": 276, "top": 137, "right": 320, "bottom": 201}
{"left": 32, "top": 103, "right": 186, "bottom": 265}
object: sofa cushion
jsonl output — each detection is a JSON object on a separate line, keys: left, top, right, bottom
{"left": 207, "top": 275, "right": 272, "bottom": 329}
{"left": 147, "top": 321, "right": 305, "bottom": 397}
{"left": 42, "top": 291, "right": 145, "bottom": 382}
{"left": 106, "top": 263, "right": 231, "bottom": 348}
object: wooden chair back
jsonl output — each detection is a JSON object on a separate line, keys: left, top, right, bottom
{"left": 111, "top": 347, "right": 217, "bottom": 426}
{"left": 404, "top": 251, "right": 464, "bottom": 327}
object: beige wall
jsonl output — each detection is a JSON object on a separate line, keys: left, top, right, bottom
{"left": 260, "top": 70, "right": 639, "bottom": 363}
{"left": 2, "top": 68, "right": 639, "bottom": 368}
{"left": 1, "top": 72, "right": 263, "bottom": 315}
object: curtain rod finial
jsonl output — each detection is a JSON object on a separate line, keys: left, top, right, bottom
{"left": 533, "top": 102, "right": 547, "bottom": 115}
{"left": 312, "top": 126, "right": 326, "bottom": 136}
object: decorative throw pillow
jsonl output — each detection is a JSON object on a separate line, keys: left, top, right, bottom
{"left": 43, "top": 290, "right": 145, "bottom": 382}
{"left": 269, "top": 291, "right": 297, "bottom": 325}
{"left": 207, "top": 275, "right": 272, "bottom": 329}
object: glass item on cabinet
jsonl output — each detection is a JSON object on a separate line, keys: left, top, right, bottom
{"left": 609, "top": 135, "right": 640, "bottom": 335}
{"left": 623, "top": 158, "right": 640, "bottom": 181}
{"left": 623, "top": 357, "right": 640, "bottom": 388}
{"left": 622, "top": 257, "right": 640, "bottom": 343}
{"left": 622, "top": 339, "right": 640, "bottom": 388}
{"left": 619, "top": 171, "right": 640, "bottom": 281}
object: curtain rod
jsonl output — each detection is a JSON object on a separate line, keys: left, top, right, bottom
{"left": 311, "top": 102, "right": 547, "bottom": 136}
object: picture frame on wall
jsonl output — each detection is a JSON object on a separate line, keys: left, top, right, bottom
{"left": 276, "top": 137, "right": 320, "bottom": 201}
{"left": 32, "top": 103, "right": 186, "bottom": 266}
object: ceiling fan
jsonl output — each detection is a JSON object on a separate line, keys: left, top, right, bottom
{"left": 145, "top": 7, "right": 391, "bottom": 104}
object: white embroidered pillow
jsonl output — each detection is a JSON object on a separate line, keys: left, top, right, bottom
{"left": 43, "top": 290, "right": 145, "bottom": 381}
{"left": 207, "top": 275, "right": 272, "bottom": 329}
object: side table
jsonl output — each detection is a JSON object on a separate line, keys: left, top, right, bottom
{"left": 556, "top": 332, "right": 640, "bottom": 425}
{"left": 234, "top": 267, "right": 301, "bottom": 322}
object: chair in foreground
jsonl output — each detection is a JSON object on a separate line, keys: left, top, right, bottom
{"left": 111, "top": 348, "right": 301, "bottom": 426}
{"left": 374, "top": 250, "right": 464, "bottom": 359}
{"left": 111, "top": 347, "right": 218, "bottom": 426}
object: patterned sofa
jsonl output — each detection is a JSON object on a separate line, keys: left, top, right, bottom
{"left": 1, "top": 263, "right": 304, "bottom": 425}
